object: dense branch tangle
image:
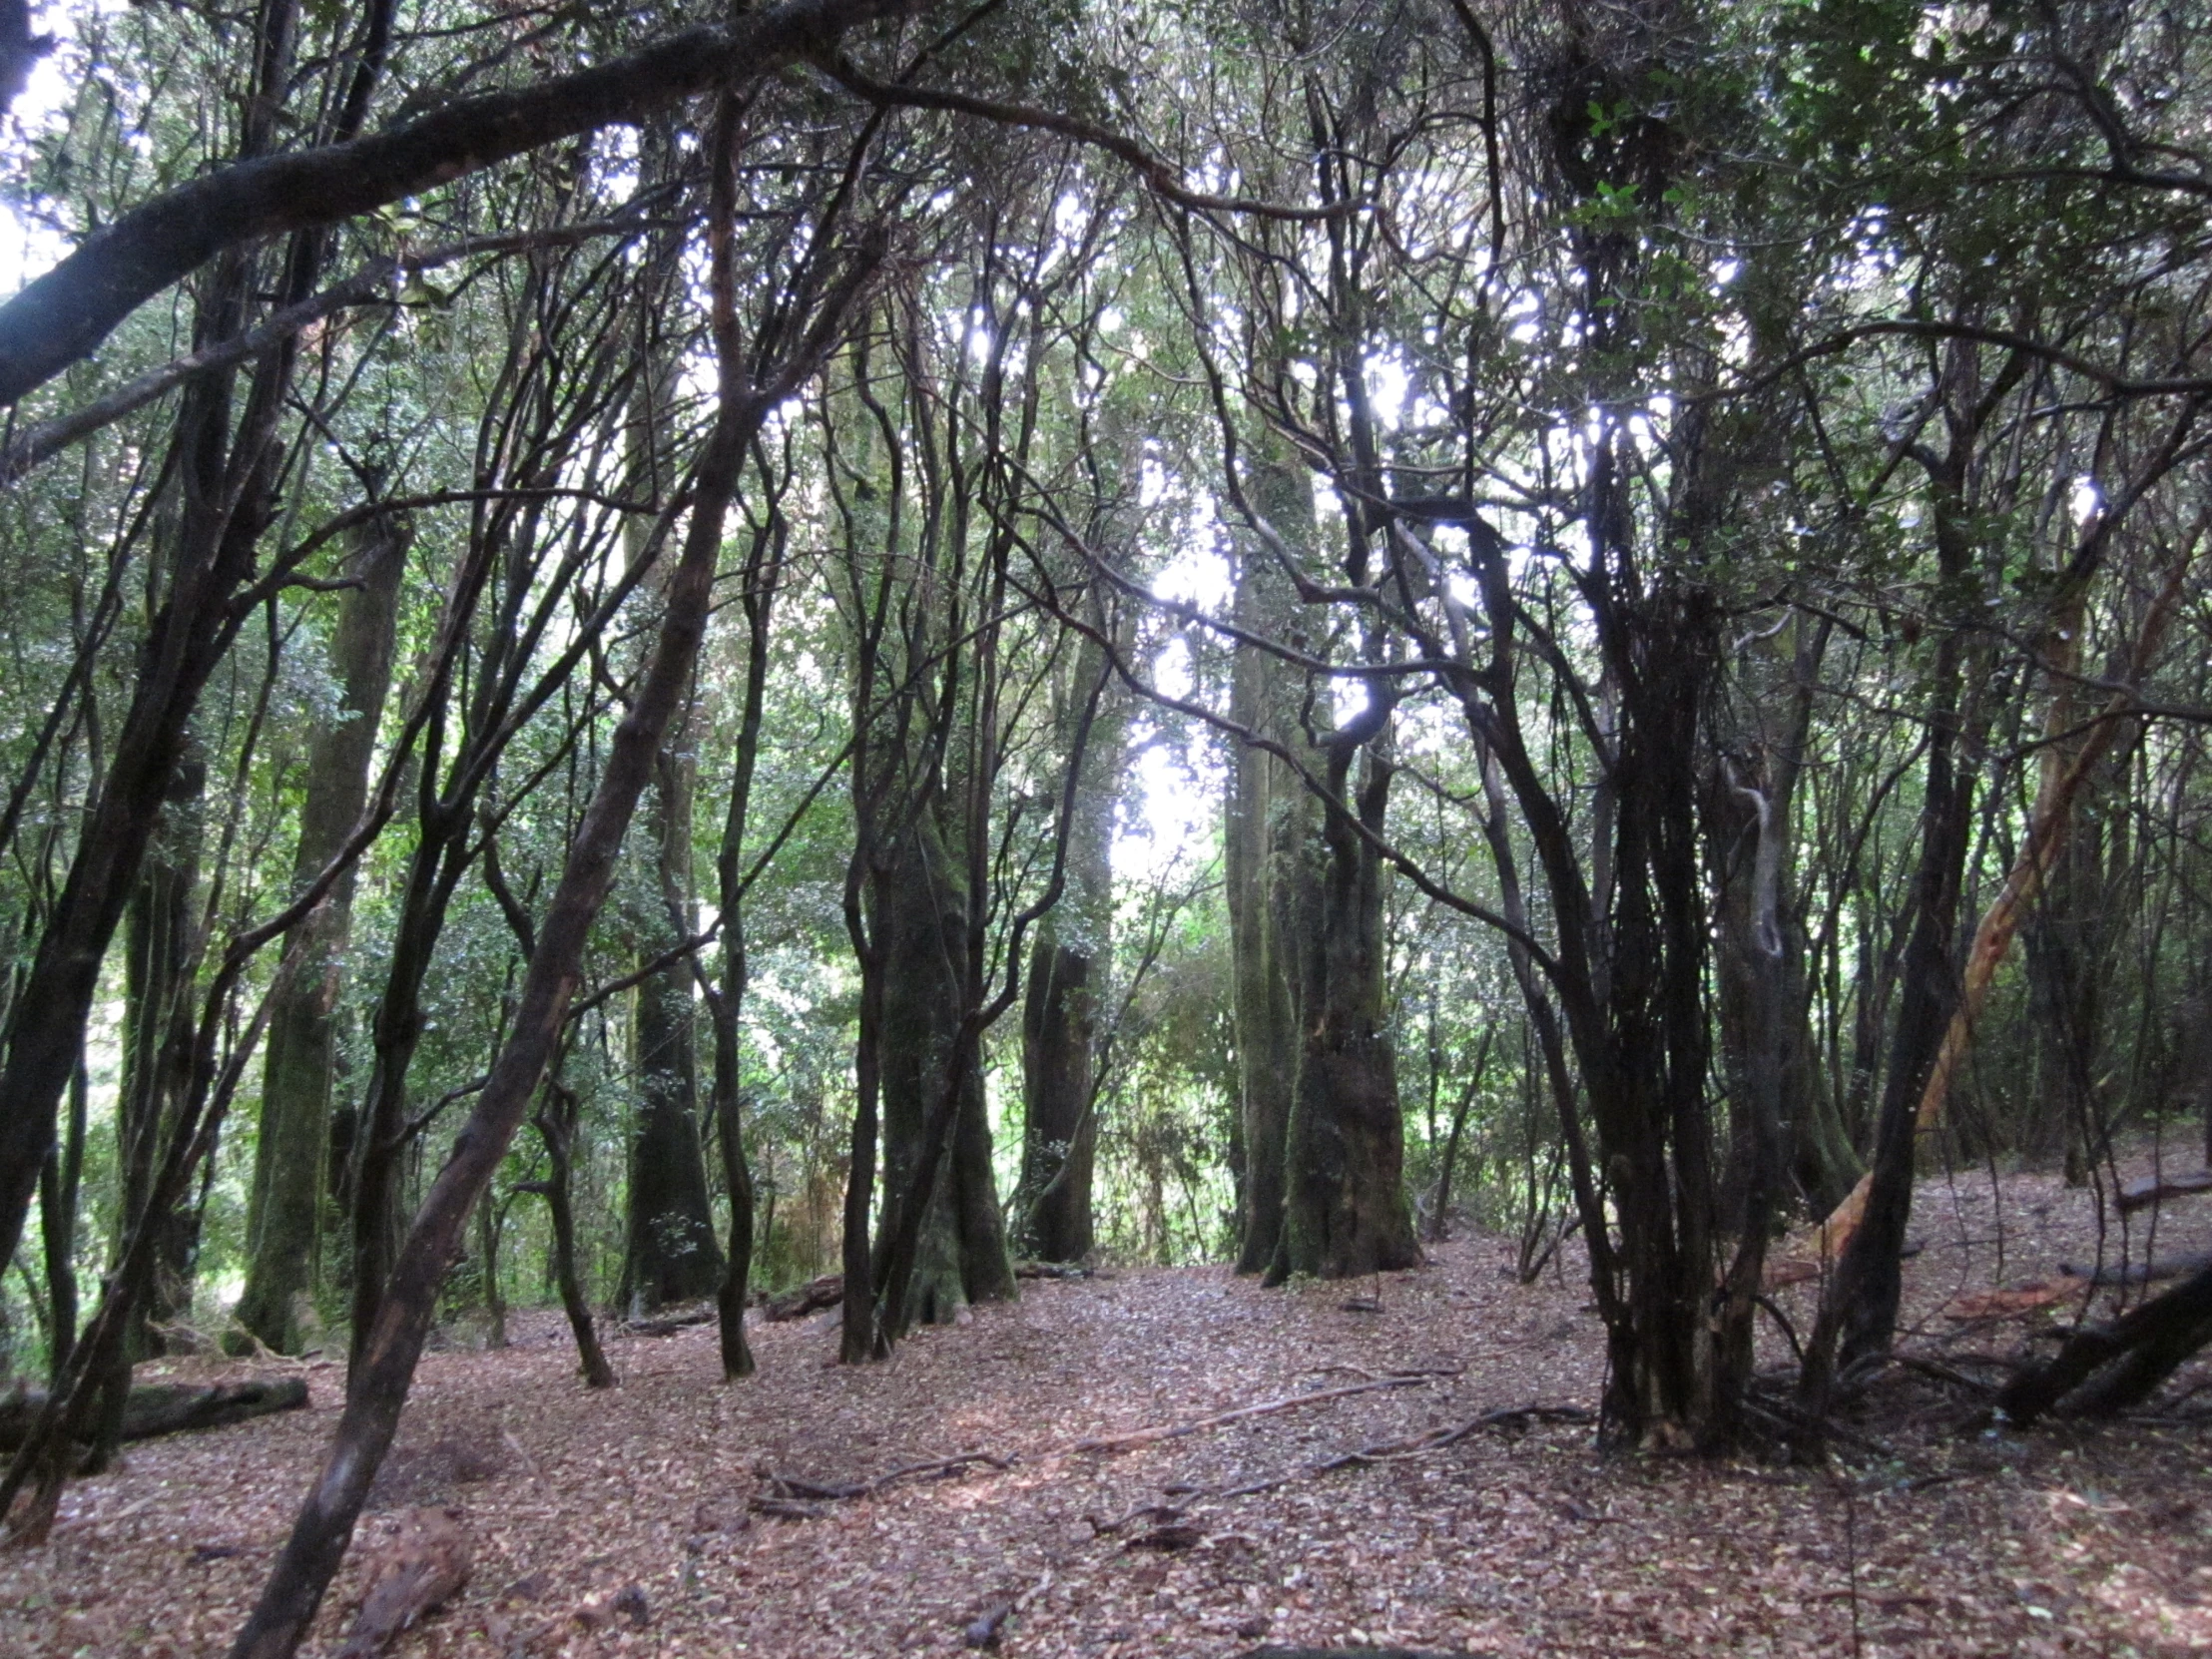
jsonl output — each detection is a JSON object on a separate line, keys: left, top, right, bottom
{"left": 5, "top": 10, "right": 2212, "bottom": 1652}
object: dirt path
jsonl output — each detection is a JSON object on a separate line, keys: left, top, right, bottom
{"left": 7, "top": 1164, "right": 2212, "bottom": 1656}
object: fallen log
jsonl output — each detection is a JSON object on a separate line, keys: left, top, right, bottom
{"left": 624, "top": 1307, "right": 713, "bottom": 1338}
{"left": 2000, "top": 1257, "right": 2212, "bottom": 1422}
{"left": 0, "top": 1378, "right": 307, "bottom": 1452}
{"left": 2115, "top": 1170, "right": 2212, "bottom": 1214}
{"left": 763, "top": 1273, "right": 843, "bottom": 1322}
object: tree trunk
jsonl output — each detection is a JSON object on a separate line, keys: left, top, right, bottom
{"left": 1226, "top": 448, "right": 1315, "bottom": 1277}
{"left": 234, "top": 510, "right": 409, "bottom": 1355}
{"left": 1015, "top": 926, "right": 1100, "bottom": 1262}
{"left": 1276, "top": 743, "right": 1419, "bottom": 1280}
{"left": 620, "top": 746, "right": 723, "bottom": 1312}
{"left": 526, "top": 1078, "right": 614, "bottom": 1388}
{"left": 113, "top": 736, "right": 208, "bottom": 1369}
{"left": 871, "top": 817, "right": 1013, "bottom": 1328}
{"left": 37, "top": 1063, "right": 88, "bottom": 1382}
{"left": 1015, "top": 633, "right": 1119, "bottom": 1263}
{"left": 708, "top": 508, "right": 782, "bottom": 1381}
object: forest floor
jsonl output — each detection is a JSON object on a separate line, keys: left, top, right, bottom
{"left": 9, "top": 1146, "right": 2212, "bottom": 1658}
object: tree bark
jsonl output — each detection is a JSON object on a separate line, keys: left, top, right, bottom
{"left": 2000, "top": 1259, "right": 2212, "bottom": 1422}
{"left": 707, "top": 503, "right": 784, "bottom": 1381}
{"left": 1226, "top": 449, "right": 1315, "bottom": 1277}
{"left": 871, "top": 817, "right": 1014, "bottom": 1327}
{"left": 234, "top": 510, "right": 410, "bottom": 1354}
{"left": 523, "top": 1078, "right": 615, "bottom": 1388}
{"left": 620, "top": 745, "right": 724, "bottom": 1313}
{"left": 1276, "top": 740, "right": 1419, "bottom": 1281}
{"left": 1015, "top": 634, "right": 1119, "bottom": 1263}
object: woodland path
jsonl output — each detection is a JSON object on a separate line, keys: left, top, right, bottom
{"left": 7, "top": 1162, "right": 2212, "bottom": 1657}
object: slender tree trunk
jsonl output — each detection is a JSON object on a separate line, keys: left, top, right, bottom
{"left": 224, "top": 156, "right": 873, "bottom": 1655}
{"left": 37, "top": 1065, "right": 88, "bottom": 1382}
{"left": 708, "top": 509, "right": 783, "bottom": 1381}
{"left": 527, "top": 1078, "right": 614, "bottom": 1387}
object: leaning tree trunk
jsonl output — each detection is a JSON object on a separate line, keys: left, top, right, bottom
{"left": 2000, "top": 1259, "right": 2212, "bottom": 1422}
{"left": 1796, "top": 463, "right": 1984, "bottom": 1416}
{"left": 234, "top": 510, "right": 409, "bottom": 1355}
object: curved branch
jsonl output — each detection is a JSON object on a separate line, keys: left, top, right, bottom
{"left": 0, "top": 0, "right": 913, "bottom": 407}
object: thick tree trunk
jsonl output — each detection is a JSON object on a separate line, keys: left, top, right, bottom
{"left": 1276, "top": 746, "right": 1419, "bottom": 1281}
{"left": 234, "top": 511, "right": 409, "bottom": 1355}
{"left": 620, "top": 750, "right": 723, "bottom": 1313}
{"left": 1227, "top": 450, "right": 1315, "bottom": 1277}
{"left": 1015, "top": 927, "right": 1099, "bottom": 1262}
{"left": 1015, "top": 633, "right": 1118, "bottom": 1264}
{"left": 871, "top": 818, "right": 1014, "bottom": 1328}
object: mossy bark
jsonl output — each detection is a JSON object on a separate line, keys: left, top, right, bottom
{"left": 1275, "top": 746, "right": 1419, "bottom": 1281}
{"left": 1228, "top": 448, "right": 1317, "bottom": 1276}
{"left": 873, "top": 818, "right": 1013, "bottom": 1328}
{"left": 234, "top": 512, "right": 408, "bottom": 1355}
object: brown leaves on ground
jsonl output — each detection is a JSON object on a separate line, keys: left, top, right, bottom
{"left": 4, "top": 1153, "right": 2212, "bottom": 1657}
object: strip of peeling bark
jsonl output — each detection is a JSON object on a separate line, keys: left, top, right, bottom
{"left": 1813, "top": 537, "right": 2199, "bottom": 1266}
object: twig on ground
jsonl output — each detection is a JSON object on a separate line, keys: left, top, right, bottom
{"left": 752, "top": 1447, "right": 1016, "bottom": 1512}
{"left": 1159, "top": 1402, "right": 1596, "bottom": 1505}
{"left": 1063, "top": 1373, "right": 1436, "bottom": 1454}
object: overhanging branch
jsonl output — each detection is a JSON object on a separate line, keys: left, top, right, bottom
{"left": 0, "top": 0, "right": 914, "bottom": 408}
